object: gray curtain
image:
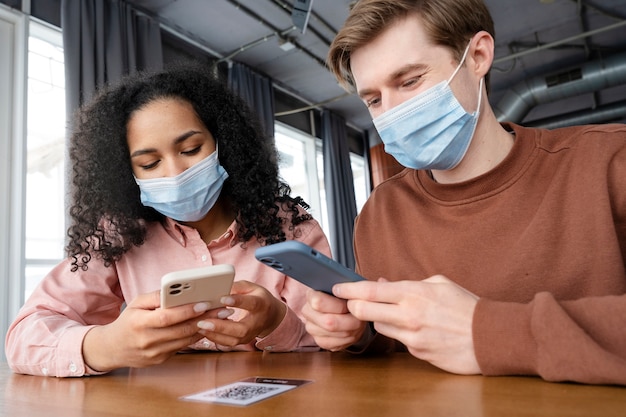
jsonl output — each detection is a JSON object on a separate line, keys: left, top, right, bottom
{"left": 61, "top": 0, "right": 163, "bottom": 115}
{"left": 227, "top": 62, "right": 275, "bottom": 140}
{"left": 322, "top": 110, "right": 357, "bottom": 269}
{"left": 61, "top": 0, "right": 163, "bottom": 229}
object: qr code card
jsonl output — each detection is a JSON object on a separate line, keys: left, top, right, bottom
{"left": 181, "top": 377, "right": 312, "bottom": 406}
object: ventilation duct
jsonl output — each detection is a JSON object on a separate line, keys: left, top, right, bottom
{"left": 494, "top": 52, "right": 626, "bottom": 123}
{"left": 524, "top": 99, "right": 626, "bottom": 129}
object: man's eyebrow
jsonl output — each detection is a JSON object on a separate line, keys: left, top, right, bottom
{"left": 357, "top": 63, "right": 428, "bottom": 98}
{"left": 390, "top": 63, "right": 427, "bottom": 80}
{"left": 357, "top": 87, "right": 376, "bottom": 99}
{"left": 130, "top": 130, "right": 201, "bottom": 158}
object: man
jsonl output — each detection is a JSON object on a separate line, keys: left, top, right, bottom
{"left": 302, "top": 0, "right": 626, "bottom": 385}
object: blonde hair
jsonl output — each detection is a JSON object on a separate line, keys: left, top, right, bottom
{"left": 328, "top": 0, "right": 495, "bottom": 90}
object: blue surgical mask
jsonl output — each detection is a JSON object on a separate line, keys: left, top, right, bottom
{"left": 373, "top": 42, "right": 483, "bottom": 170}
{"left": 134, "top": 149, "right": 229, "bottom": 222}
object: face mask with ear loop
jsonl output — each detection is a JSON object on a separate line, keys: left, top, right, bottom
{"left": 134, "top": 147, "right": 229, "bottom": 222}
{"left": 372, "top": 41, "right": 484, "bottom": 170}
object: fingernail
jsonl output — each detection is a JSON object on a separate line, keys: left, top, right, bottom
{"left": 217, "top": 309, "right": 234, "bottom": 319}
{"left": 193, "top": 302, "right": 211, "bottom": 313}
{"left": 220, "top": 296, "right": 235, "bottom": 305}
{"left": 197, "top": 320, "right": 215, "bottom": 331}
{"left": 332, "top": 285, "right": 342, "bottom": 297}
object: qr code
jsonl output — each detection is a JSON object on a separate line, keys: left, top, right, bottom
{"left": 213, "top": 384, "right": 279, "bottom": 401}
{"left": 184, "top": 380, "right": 299, "bottom": 405}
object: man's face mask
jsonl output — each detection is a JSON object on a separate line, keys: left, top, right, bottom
{"left": 373, "top": 41, "right": 483, "bottom": 171}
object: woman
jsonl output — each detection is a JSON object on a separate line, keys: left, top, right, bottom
{"left": 6, "top": 62, "right": 331, "bottom": 377}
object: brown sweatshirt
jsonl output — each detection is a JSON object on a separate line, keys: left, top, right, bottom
{"left": 354, "top": 122, "right": 626, "bottom": 385}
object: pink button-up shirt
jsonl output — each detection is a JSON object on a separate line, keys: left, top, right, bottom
{"left": 6, "top": 216, "right": 331, "bottom": 377}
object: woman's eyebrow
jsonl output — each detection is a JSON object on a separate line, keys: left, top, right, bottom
{"left": 173, "top": 130, "right": 202, "bottom": 145}
{"left": 130, "top": 130, "right": 201, "bottom": 158}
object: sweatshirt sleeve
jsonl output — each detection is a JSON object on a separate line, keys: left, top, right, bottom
{"left": 473, "top": 292, "right": 626, "bottom": 385}
{"left": 5, "top": 259, "right": 124, "bottom": 377}
{"left": 474, "top": 135, "right": 626, "bottom": 385}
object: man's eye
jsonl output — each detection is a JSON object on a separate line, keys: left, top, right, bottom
{"left": 401, "top": 78, "right": 419, "bottom": 88}
{"left": 366, "top": 97, "right": 380, "bottom": 108}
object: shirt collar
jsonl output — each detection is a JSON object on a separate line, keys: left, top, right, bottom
{"left": 163, "top": 217, "right": 239, "bottom": 247}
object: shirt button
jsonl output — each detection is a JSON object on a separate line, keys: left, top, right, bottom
{"left": 69, "top": 362, "right": 78, "bottom": 373}
{"left": 201, "top": 255, "right": 207, "bottom": 262}
{"left": 265, "top": 346, "right": 273, "bottom": 351}
{"left": 41, "top": 367, "right": 48, "bottom": 376}
{"left": 202, "top": 340, "right": 211, "bottom": 348}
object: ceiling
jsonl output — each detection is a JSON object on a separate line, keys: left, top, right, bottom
{"left": 125, "top": 0, "right": 626, "bottom": 132}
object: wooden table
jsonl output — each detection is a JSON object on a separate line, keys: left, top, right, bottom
{"left": 1, "top": 351, "right": 625, "bottom": 416}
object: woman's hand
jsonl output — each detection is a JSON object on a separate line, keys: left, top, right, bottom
{"left": 82, "top": 291, "right": 214, "bottom": 372}
{"left": 196, "top": 280, "right": 287, "bottom": 346}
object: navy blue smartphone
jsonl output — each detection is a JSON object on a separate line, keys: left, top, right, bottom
{"left": 255, "top": 241, "right": 364, "bottom": 294}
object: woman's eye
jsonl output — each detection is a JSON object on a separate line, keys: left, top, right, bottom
{"left": 181, "top": 146, "right": 201, "bottom": 156}
{"left": 140, "top": 160, "right": 159, "bottom": 170}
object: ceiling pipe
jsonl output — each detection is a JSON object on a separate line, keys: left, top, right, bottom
{"left": 524, "top": 99, "right": 626, "bottom": 128}
{"left": 223, "top": 0, "right": 327, "bottom": 68}
{"left": 492, "top": 20, "right": 626, "bottom": 65}
{"left": 494, "top": 51, "right": 626, "bottom": 123}
{"left": 269, "top": 0, "right": 336, "bottom": 45}
{"left": 215, "top": 26, "right": 297, "bottom": 63}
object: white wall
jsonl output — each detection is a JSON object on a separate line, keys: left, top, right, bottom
{"left": 0, "top": 4, "right": 27, "bottom": 361}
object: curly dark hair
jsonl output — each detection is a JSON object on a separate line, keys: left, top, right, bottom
{"left": 67, "top": 61, "right": 312, "bottom": 271}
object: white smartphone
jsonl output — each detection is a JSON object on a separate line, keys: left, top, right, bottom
{"left": 255, "top": 241, "right": 364, "bottom": 294}
{"left": 160, "top": 264, "right": 235, "bottom": 308}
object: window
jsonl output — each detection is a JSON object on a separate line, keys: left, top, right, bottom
{"left": 274, "top": 122, "right": 368, "bottom": 244}
{"left": 348, "top": 153, "right": 368, "bottom": 213}
{"left": 275, "top": 123, "right": 328, "bottom": 234}
{"left": 1, "top": 3, "right": 28, "bottom": 361}
{"left": 24, "top": 21, "right": 65, "bottom": 299}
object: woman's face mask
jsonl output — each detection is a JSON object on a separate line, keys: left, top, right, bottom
{"left": 134, "top": 148, "right": 229, "bottom": 222}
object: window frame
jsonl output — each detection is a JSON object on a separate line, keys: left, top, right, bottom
{"left": 0, "top": 3, "right": 28, "bottom": 361}
{"left": 274, "top": 121, "right": 369, "bottom": 248}
{"left": 24, "top": 19, "right": 66, "bottom": 301}
{"left": 275, "top": 121, "right": 325, "bottom": 221}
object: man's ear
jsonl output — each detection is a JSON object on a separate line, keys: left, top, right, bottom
{"left": 468, "top": 31, "right": 494, "bottom": 79}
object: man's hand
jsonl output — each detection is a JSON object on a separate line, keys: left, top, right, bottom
{"left": 301, "top": 289, "right": 368, "bottom": 351}
{"left": 334, "top": 275, "right": 481, "bottom": 375}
